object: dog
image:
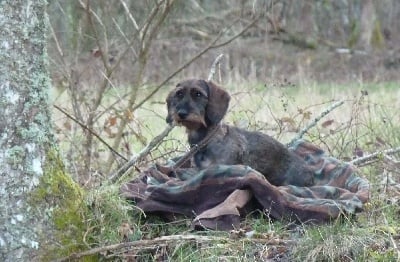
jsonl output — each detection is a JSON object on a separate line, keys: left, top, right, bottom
{"left": 166, "top": 79, "right": 315, "bottom": 187}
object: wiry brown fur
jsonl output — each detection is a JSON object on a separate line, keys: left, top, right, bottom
{"left": 166, "top": 79, "right": 314, "bottom": 186}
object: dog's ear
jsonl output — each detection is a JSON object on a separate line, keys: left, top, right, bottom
{"left": 203, "top": 80, "right": 230, "bottom": 125}
{"left": 165, "top": 88, "right": 175, "bottom": 124}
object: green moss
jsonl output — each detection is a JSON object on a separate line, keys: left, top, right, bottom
{"left": 29, "top": 149, "right": 96, "bottom": 261}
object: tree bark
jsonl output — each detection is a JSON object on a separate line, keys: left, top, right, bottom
{"left": 0, "top": 1, "right": 84, "bottom": 261}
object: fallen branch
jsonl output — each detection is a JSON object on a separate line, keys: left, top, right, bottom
{"left": 350, "top": 146, "right": 400, "bottom": 166}
{"left": 55, "top": 234, "right": 226, "bottom": 262}
{"left": 288, "top": 100, "right": 344, "bottom": 146}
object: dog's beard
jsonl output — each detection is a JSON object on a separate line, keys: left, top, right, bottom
{"left": 174, "top": 114, "right": 207, "bottom": 130}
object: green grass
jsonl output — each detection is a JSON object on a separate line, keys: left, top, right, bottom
{"left": 292, "top": 220, "right": 395, "bottom": 261}
{"left": 52, "top": 82, "right": 400, "bottom": 261}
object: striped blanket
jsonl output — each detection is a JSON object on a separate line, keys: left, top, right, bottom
{"left": 121, "top": 140, "right": 370, "bottom": 230}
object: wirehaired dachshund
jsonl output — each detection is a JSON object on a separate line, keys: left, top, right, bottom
{"left": 166, "top": 79, "right": 315, "bottom": 186}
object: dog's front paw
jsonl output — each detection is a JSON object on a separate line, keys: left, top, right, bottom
{"left": 144, "top": 166, "right": 171, "bottom": 184}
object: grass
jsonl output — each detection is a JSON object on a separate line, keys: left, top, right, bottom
{"left": 292, "top": 221, "right": 393, "bottom": 261}
{"left": 53, "top": 81, "right": 400, "bottom": 261}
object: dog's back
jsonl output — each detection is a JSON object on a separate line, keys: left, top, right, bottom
{"left": 194, "top": 125, "right": 314, "bottom": 186}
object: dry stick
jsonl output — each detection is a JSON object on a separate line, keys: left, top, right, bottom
{"left": 350, "top": 146, "right": 400, "bottom": 166}
{"left": 49, "top": 22, "right": 64, "bottom": 57}
{"left": 54, "top": 105, "right": 128, "bottom": 162}
{"left": 288, "top": 100, "right": 345, "bottom": 146}
{"left": 109, "top": 124, "right": 174, "bottom": 183}
{"left": 55, "top": 234, "right": 226, "bottom": 262}
{"left": 118, "top": 0, "right": 140, "bottom": 31}
{"left": 207, "top": 54, "right": 224, "bottom": 81}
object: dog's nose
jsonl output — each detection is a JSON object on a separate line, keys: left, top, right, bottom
{"left": 177, "top": 110, "right": 188, "bottom": 119}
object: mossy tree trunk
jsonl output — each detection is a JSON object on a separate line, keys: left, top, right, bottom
{"left": 0, "top": 1, "right": 85, "bottom": 261}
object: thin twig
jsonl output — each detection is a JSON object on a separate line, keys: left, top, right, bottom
{"left": 79, "top": 0, "right": 110, "bottom": 72}
{"left": 55, "top": 234, "right": 226, "bottom": 262}
{"left": 207, "top": 54, "right": 224, "bottom": 81}
{"left": 109, "top": 125, "right": 175, "bottom": 183}
{"left": 350, "top": 146, "right": 400, "bottom": 166}
{"left": 288, "top": 100, "right": 345, "bottom": 146}
{"left": 54, "top": 105, "right": 128, "bottom": 162}
{"left": 49, "top": 22, "right": 64, "bottom": 57}
{"left": 211, "top": 16, "right": 260, "bottom": 49}
{"left": 118, "top": 0, "right": 140, "bottom": 31}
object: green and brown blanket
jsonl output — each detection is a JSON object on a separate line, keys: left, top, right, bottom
{"left": 121, "top": 140, "right": 370, "bottom": 230}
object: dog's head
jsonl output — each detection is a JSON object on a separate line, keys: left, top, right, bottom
{"left": 166, "top": 79, "right": 230, "bottom": 130}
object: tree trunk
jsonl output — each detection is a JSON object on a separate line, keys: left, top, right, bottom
{"left": 0, "top": 1, "right": 85, "bottom": 261}
{"left": 358, "top": 0, "right": 376, "bottom": 50}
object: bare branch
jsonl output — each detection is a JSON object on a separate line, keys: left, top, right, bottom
{"left": 49, "top": 22, "right": 64, "bottom": 57}
{"left": 79, "top": 0, "right": 110, "bottom": 71}
{"left": 288, "top": 100, "right": 345, "bottom": 146}
{"left": 138, "top": 0, "right": 165, "bottom": 43}
{"left": 207, "top": 54, "right": 224, "bottom": 81}
{"left": 350, "top": 146, "right": 400, "bottom": 166}
{"left": 54, "top": 105, "right": 128, "bottom": 162}
{"left": 109, "top": 124, "right": 174, "bottom": 183}
{"left": 55, "top": 234, "right": 226, "bottom": 262}
{"left": 118, "top": 0, "right": 140, "bottom": 31}
{"left": 145, "top": 0, "right": 176, "bottom": 53}
{"left": 211, "top": 16, "right": 261, "bottom": 49}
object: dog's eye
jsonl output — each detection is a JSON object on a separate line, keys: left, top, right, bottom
{"left": 195, "top": 91, "right": 202, "bottom": 98}
{"left": 176, "top": 90, "right": 184, "bottom": 98}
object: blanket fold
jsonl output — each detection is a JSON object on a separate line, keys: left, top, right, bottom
{"left": 121, "top": 140, "right": 370, "bottom": 230}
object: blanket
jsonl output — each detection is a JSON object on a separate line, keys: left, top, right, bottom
{"left": 121, "top": 140, "right": 370, "bottom": 231}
